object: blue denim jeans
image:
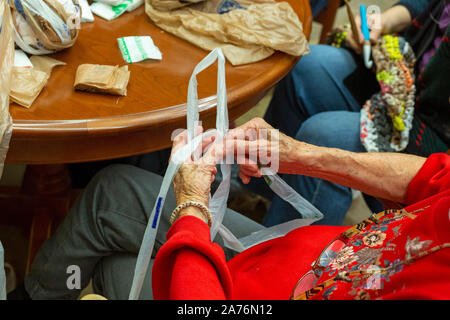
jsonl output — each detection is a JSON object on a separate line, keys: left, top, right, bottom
{"left": 258, "top": 45, "right": 382, "bottom": 227}
{"left": 309, "top": 0, "right": 330, "bottom": 17}
{"left": 255, "top": 43, "right": 448, "bottom": 227}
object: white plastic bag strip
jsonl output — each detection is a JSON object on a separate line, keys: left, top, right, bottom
{"left": 240, "top": 218, "right": 319, "bottom": 249}
{"left": 129, "top": 48, "right": 324, "bottom": 299}
{"left": 260, "top": 168, "right": 323, "bottom": 220}
{"left": 129, "top": 48, "right": 229, "bottom": 300}
{"left": 79, "top": 0, "right": 94, "bottom": 22}
{"left": 186, "top": 48, "right": 230, "bottom": 240}
{"left": 14, "top": 49, "right": 32, "bottom": 67}
{"left": 0, "top": 242, "right": 6, "bottom": 300}
{"left": 129, "top": 130, "right": 215, "bottom": 300}
{"left": 220, "top": 169, "right": 323, "bottom": 252}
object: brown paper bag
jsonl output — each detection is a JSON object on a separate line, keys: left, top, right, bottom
{"left": 145, "top": 0, "right": 310, "bottom": 65}
{"left": 9, "top": 56, "right": 66, "bottom": 108}
{"left": 0, "top": 0, "right": 15, "bottom": 178}
{"left": 74, "top": 64, "right": 130, "bottom": 96}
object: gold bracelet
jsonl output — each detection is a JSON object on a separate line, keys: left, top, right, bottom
{"left": 169, "top": 201, "right": 212, "bottom": 227}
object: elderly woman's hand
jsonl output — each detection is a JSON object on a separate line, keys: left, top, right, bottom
{"left": 224, "top": 117, "right": 312, "bottom": 184}
{"left": 345, "top": 5, "right": 412, "bottom": 53}
{"left": 171, "top": 127, "right": 217, "bottom": 223}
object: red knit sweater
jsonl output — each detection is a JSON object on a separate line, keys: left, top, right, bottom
{"left": 152, "top": 153, "right": 450, "bottom": 300}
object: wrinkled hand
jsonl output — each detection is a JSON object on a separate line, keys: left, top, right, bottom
{"left": 345, "top": 14, "right": 385, "bottom": 53}
{"left": 224, "top": 118, "right": 309, "bottom": 184}
{"left": 171, "top": 127, "right": 217, "bottom": 207}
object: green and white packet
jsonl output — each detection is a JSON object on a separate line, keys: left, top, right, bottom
{"left": 90, "top": 0, "right": 132, "bottom": 21}
{"left": 96, "top": 0, "right": 124, "bottom": 5}
{"left": 126, "top": 0, "right": 144, "bottom": 12}
{"left": 96, "top": 0, "right": 143, "bottom": 11}
{"left": 117, "top": 36, "right": 162, "bottom": 63}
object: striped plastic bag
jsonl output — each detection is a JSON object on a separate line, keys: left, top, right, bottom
{"left": 11, "top": 0, "right": 81, "bottom": 54}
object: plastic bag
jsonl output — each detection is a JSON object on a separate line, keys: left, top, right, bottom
{"left": 220, "top": 169, "right": 323, "bottom": 252}
{"left": 11, "top": 0, "right": 81, "bottom": 55}
{"left": 129, "top": 48, "right": 323, "bottom": 299}
{"left": 145, "top": 0, "right": 310, "bottom": 65}
{"left": 0, "top": 0, "right": 15, "bottom": 179}
{"left": 0, "top": 242, "right": 5, "bottom": 300}
{"left": 129, "top": 48, "right": 230, "bottom": 299}
{"left": 10, "top": 56, "right": 66, "bottom": 107}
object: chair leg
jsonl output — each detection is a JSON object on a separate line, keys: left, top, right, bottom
{"left": 315, "top": 0, "right": 341, "bottom": 43}
{"left": 21, "top": 164, "right": 72, "bottom": 274}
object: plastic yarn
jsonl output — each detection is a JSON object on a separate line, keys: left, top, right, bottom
{"left": 326, "top": 29, "right": 416, "bottom": 152}
{"left": 360, "top": 35, "right": 416, "bottom": 152}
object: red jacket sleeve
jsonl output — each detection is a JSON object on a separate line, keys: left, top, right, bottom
{"left": 406, "top": 153, "right": 450, "bottom": 205}
{"left": 152, "top": 215, "right": 233, "bottom": 300}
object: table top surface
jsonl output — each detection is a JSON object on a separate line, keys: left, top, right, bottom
{"left": 7, "top": 1, "right": 311, "bottom": 164}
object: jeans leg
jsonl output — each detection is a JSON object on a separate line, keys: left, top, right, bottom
{"left": 25, "top": 164, "right": 263, "bottom": 299}
{"left": 263, "top": 111, "right": 367, "bottom": 227}
{"left": 264, "top": 45, "right": 377, "bottom": 137}
{"left": 24, "top": 164, "right": 175, "bottom": 300}
{"left": 92, "top": 253, "right": 155, "bottom": 300}
{"left": 309, "top": 0, "right": 331, "bottom": 18}
{"left": 246, "top": 45, "right": 378, "bottom": 200}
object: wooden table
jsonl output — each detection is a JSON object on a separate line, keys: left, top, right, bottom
{"left": 2, "top": 1, "right": 312, "bottom": 274}
{"left": 7, "top": 2, "right": 312, "bottom": 164}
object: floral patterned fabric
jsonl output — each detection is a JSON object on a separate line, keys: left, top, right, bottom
{"left": 298, "top": 207, "right": 450, "bottom": 300}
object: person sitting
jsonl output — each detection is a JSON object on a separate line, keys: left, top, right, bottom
{"left": 9, "top": 118, "right": 450, "bottom": 300}
{"left": 258, "top": 0, "right": 450, "bottom": 227}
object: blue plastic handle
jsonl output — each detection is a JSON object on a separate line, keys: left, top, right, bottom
{"left": 360, "top": 5, "right": 370, "bottom": 41}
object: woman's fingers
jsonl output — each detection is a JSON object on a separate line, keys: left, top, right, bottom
{"left": 192, "top": 125, "right": 204, "bottom": 161}
{"left": 239, "top": 164, "right": 261, "bottom": 178}
{"left": 369, "top": 27, "right": 382, "bottom": 43}
{"left": 170, "top": 129, "right": 188, "bottom": 161}
{"left": 227, "top": 117, "right": 273, "bottom": 138}
{"left": 238, "top": 170, "right": 251, "bottom": 185}
{"left": 367, "top": 13, "right": 383, "bottom": 43}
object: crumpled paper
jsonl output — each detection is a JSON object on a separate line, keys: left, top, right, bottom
{"left": 10, "top": 56, "right": 66, "bottom": 108}
{"left": 145, "top": 0, "right": 310, "bottom": 65}
{"left": 0, "top": 0, "right": 15, "bottom": 179}
{"left": 74, "top": 64, "right": 131, "bottom": 96}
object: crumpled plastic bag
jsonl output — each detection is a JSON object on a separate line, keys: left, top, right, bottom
{"left": 10, "top": 0, "right": 81, "bottom": 55}
{"left": 145, "top": 0, "right": 310, "bottom": 65}
{"left": 0, "top": 0, "right": 15, "bottom": 179}
{"left": 74, "top": 64, "right": 131, "bottom": 96}
{"left": 10, "top": 55, "right": 66, "bottom": 108}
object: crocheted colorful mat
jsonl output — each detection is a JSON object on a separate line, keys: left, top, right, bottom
{"left": 327, "top": 28, "right": 416, "bottom": 152}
